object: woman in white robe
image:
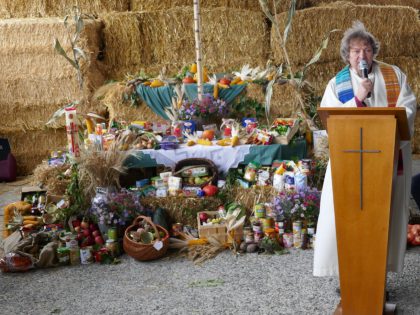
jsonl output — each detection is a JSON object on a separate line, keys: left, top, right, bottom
{"left": 313, "top": 21, "right": 417, "bottom": 277}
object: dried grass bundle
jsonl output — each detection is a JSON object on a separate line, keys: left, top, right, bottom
{"left": 101, "top": 7, "right": 269, "bottom": 79}
{"left": 93, "top": 82, "right": 162, "bottom": 123}
{"left": 309, "top": 0, "right": 420, "bottom": 11}
{"left": 0, "top": 129, "right": 67, "bottom": 176}
{"left": 0, "top": 17, "right": 105, "bottom": 132}
{"left": 271, "top": 5, "right": 420, "bottom": 66}
{"left": 77, "top": 134, "right": 138, "bottom": 198}
{"left": 32, "top": 161, "right": 71, "bottom": 196}
{"left": 0, "top": 0, "right": 129, "bottom": 19}
{"left": 140, "top": 196, "right": 223, "bottom": 227}
{"left": 183, "top": 237, "right": 226, "bottom": 264}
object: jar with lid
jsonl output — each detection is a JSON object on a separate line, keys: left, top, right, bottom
{"left": 106, "top": 239, "right": 120, "bottom": 257}
{"left": 57, "top": 247, "right": 70, "bottom": 266}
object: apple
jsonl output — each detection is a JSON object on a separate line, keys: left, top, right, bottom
{"left": 80, "top": 221, "right": 89, "bottom": 229}
{"left": 94, "top": 236, "right": 104, "bottom": 245}
{"left": 202, "top": 129, "right": 215, "bottom": 141}
{"left": 76, "top": 232, "right": 84, "bottom": 241}
{"left": 82, "top": 229, "right": 90, "bottom": 237}
{"left": 202, "top": 184, "right": 218, "bottom": 197}
{"left": 219, "top": 77, "right": 231, "bottom": 85}
{"left": 72, "top": 219, "right": 81, "bottom": 228}
{"left": 199, "top": 212, "right": 209, "bottom": 223}
{"left": 74, "top": 226, "right": 81, "bottom": 233}
{"left": 90, "top": 223, "right": 98, "bottom": 231}
{"left": 92, "top": 230, "right": 101, "bottom": 237}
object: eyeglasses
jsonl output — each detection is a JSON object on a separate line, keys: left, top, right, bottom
{"left": 349, "top": 48, "right": 373, "bottom": 55}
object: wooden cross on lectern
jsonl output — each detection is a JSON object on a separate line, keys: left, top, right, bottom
{"left": 343, "top": 127, "right": 381, "bottom": 210}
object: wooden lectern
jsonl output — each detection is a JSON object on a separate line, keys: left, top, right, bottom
{"left": 318, "top": 108, "right": 410, "bottom": 315}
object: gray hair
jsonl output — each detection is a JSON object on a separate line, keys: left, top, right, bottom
{"left": 340, "top": 21, "right": 380, "bottom": 63}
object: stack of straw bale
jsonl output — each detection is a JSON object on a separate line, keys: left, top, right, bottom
{"left": 101, "top": 7, "right": 270, "bottom": 80}
{"left": 0, "top": 0, "right": 129, "bottom": 19}
{"left": 271, "top": 5, "right": 419, "bottom": 66}
{"left": 307, "top": 0, "right": 420, "bottom": 11}
{"left": 0, "top": 17, "right": 106, "bottom": 175}
{"left": 130, "top": 0, "right": 309, "bottom": 13}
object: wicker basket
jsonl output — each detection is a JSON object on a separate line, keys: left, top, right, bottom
{"left": 123, "top": 215, "right": 170, "bottom": 261}
{"left": 174, "top": 158, "right": 218, "bottom": 187}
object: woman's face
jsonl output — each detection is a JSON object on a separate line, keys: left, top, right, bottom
{"left": 348, "top": 38, "right": 374, "bottom": 75}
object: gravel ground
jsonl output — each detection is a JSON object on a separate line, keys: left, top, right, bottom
{"left": 0, "top": 247, "right": 419, "bottom": 315}
{"left": 1, "top": 160, "right": 419, "bottom": 314}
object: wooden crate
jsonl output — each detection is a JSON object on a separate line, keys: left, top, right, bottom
{"left": 197, "top": 211, "right": 243, "bottom": 244}
{"left": 271, "top": 118, "right": 299, "bottom": 145}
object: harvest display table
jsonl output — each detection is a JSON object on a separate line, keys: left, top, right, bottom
{"left": 125, "top": 138, "right": 307, "bottom": 174}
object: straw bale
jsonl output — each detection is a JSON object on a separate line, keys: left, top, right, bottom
{"left": 271, "top": 5, "right": 420, "bottom": 66}
{"left": 102, "top": 7, "right": 269, "bottom": 80}
{"left": 0, "top": 17, "right": 106, "bottom": 131}
{"left": 140, "top": 196, "right": 223, "bottom": 227}
{"left": 130, "top": 0, "right": 309, "bottom": 13}
{"left": 307, "top": 0, "right": 420, "bottom": 11}
{"left": 246, "top": 82, "right": 266, "bottom": 105}
{"left": 0, "top": 0, "right": 129, "bottom": 19}
{"left": 32, "top": 162, "right": 71, "bottom": 196}
{"left": 0, "top": 129, "right": 67, "bottom": 176}
{"left": 94, "top": 82, "right": 162, "bottom": 123}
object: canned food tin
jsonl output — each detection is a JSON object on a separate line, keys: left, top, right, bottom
{"left": 70, "top": 247, "right": 80, "bottom": 265}
{"left": 292, "top": 221, "right": 302, "bottom": 234}
{"left": 57, "top": 247, "right": 70, "bottom": 266}
{"left": 254, "top": 204, "right": 266, "bottom": 218}
{"left": 254, "top": 231, "right": 264, "bottom": 242}
{"left": 262, "top": 217, "right": 274, "bottom": 230}
{"left": 108, "top": 227, "right": 117, "bottom": 241}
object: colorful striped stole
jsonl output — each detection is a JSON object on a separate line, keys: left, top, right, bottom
{"left": 335, "top": 62, "right": 400, "bottom": 106}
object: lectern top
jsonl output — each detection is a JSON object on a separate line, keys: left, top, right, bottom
{"left": 317, "top": 107, "right": 410, "bottom": 141}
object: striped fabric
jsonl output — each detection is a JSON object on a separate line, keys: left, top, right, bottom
{"left": 335, "top": 62, "right": 401, "bottom": 106}
{"left": 378, "top": 63, "right": 400, "bottom": 107}
{"left": 336, "top": 65, "right": 354, "bottom": 103}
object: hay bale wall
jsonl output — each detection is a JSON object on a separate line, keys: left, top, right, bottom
{"left": 271, "top": 5, "right": 420, "bottom": 66}
{"left": 130, "top": 0, "right": 309, "bottom": 13}
{"left": 0, "top": 129, "right": 67, "bottom": 176}
{"left": 0, "top": 17, "right": 106, "bottom": 132}
{"left": 102, "top": 7, "right": 270, "bottom": 80}
{"left": 307, "top": 0, "right": 420, "bottom": 11}
{"left": 0, "top": 0, "right": 129, "bottom": 19}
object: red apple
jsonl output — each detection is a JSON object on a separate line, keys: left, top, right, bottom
{"left": 94, "top": 236, "right": 104, "bottom": 245}
{"left": 202, "top": 184, "right": 218, "bottom": 196}
{"left": 74, "top": 226, "right": 81, "bottom": 233}
{"left": 76, "top": 232, "right": 84, "bottom": 241}
{"left": 92, "top": 230, "right": 101, "bottom": 237}
{"left": 82, "top": 229, "right": 90, "bottom": 237}
{"left": 80, "top": 221, "right": 89, "bottom": 229}
{"left": 90, "top": 223, "right": 98, "bottom": 231}
{"left": 72, "top": 219, "right": 81, "bottom": 228}
{"left": 199, "top": 212, "right": 209, "bottom": 223}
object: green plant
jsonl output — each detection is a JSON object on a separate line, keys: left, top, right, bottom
{"left": 229, "top": 96, "right": 265, "bottom": 120}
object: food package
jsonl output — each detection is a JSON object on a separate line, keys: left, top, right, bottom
{"left": 0, "top": 252, "right": 34, "bottom": 273}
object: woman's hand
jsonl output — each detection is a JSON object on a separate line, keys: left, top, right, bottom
{"left": 355, "top": 78, "right": 373, "bottom": 101}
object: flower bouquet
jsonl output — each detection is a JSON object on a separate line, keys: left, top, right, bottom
{"left": 271, "top": 188, "right": 321, "bottom": 227}
{"left": 178, "top": 94, "right": 228, "bottom": 128}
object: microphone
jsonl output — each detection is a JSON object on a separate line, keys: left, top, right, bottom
{"left": 359, "top": 60, "right": 371, "bottom": 98}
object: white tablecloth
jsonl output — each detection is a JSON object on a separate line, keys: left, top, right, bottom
{"left": 143, "top": 144, "right": 251, "bottom": 175}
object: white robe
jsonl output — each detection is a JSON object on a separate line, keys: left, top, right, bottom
{"left": 313, "top": 61, "right": 417, "bottom": 276}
